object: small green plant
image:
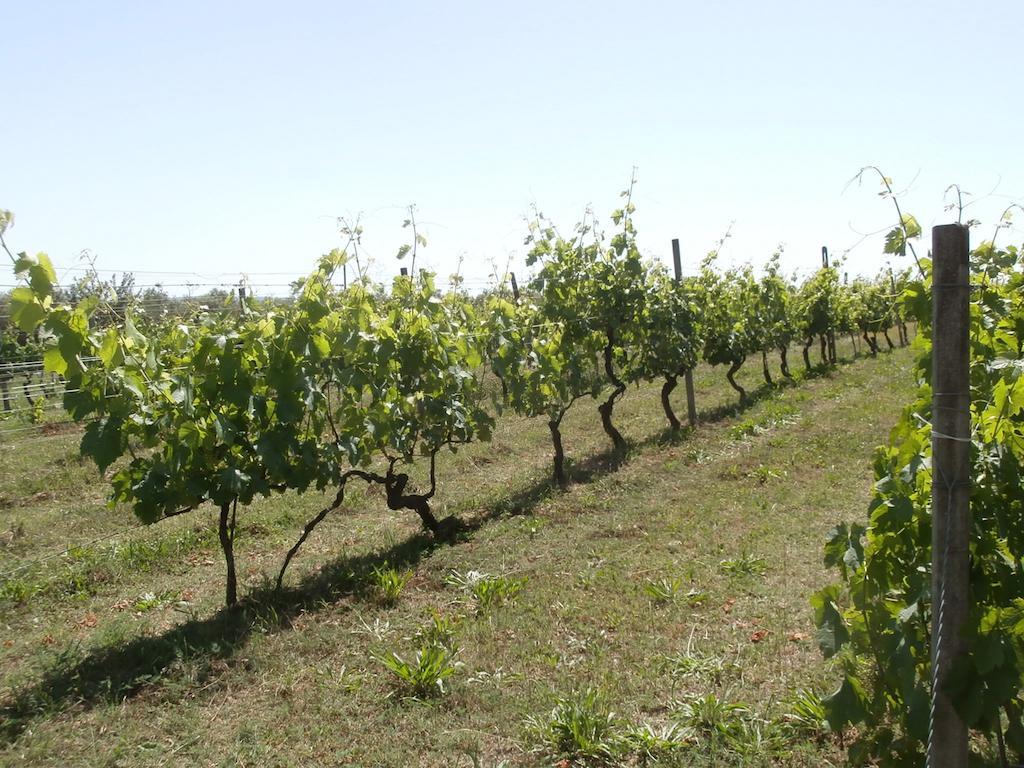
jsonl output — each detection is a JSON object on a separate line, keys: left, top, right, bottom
{"left": 520, "top": 516, "right": 546, "bottom": 540}
{"left": 376, "top": 641, "right": 461, "bottom": 698}
{"left": 370, "top": 563, "right": 413, "bottom": 605}
{"left": 750, "top": 465, "right": 782, "bottom": 484}
{"left": 58, "top": 567, "right": 100, "bottom": 600}
{"left": 684, "top": 588, "right": 708, "bottom": 606}
{"left": 29, "top": 396, "right": 46, "bottom": 424}
{"left": 642, "top": 576, "right": 683, "bottom": 604}
{"left": 471, "top": 575, "right": 525, "bottom": 614}
{"left": 133, "top": 590, "right": 172, "bottom": 613}
{"left": 353, "top": 616, "right": 393, "bottom": 642}
{"left": 466, "top": 667, "right": 522, "bottom": 688}
{"left": 676, "top": 693, "right": 749, "bottom": 740}
{"left": 526, "top": 688, "right": 628, "bottom": 765}
{"left": 331, "top": 664, "right": 363, "bottom": 694}
{"left": 445, "top": 568, "right": 488, "bottom": 591}
{"left": 626, "top": 721, "right": 691, "bottom": 766}
{"left": 0, "top": 576, "right": 35, "bottom": 604}
{"left": 719, "top": 552, "right": 767, "bottom": 577}
{"left": 576, "top": 568, "right": 599, "bottom": 590}
{"left": 725, "top": 715, "right": 788, "bottom": 757}
{"left": 664, "top": 649, "right": 729, "bottom": 685}
{"left": 448, "top": 570, "right": 525, "bottom": 614}
{"left": 415, "top": 609, "right": 460, "bottom": 650}
{"left": 729, "top": 419, "right": 762, "bottom": 440}
{"left": 780, "top": 688, "right": 830, "bottom": 740}
{"left": 686, "top": 447, "right": 711, "bottom": 465}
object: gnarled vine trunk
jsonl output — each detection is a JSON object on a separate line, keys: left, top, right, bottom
{"left": 802, "top": 337, "right": 813, "bottom": 370}
{"left": 218, "top": 501, "right": 238, "bottom": 607}
{"left": 778, "top": 346, "right": 793, "bottom": 380}
{"left": 819, "top": 335, "right": 828, "bottom": 365}
{"left": 599, "top": 330, "right": 627, "bottom": 452}
{"left": 726, "top": 357, "right": 746, "bottom": 403}
{"left": 863, "top": 331, "right": 877, "bottom": 357}
{"left": 549, "top": 418, "right": 567, "bottom": 485}
{"left": 383, "top": 470, "right": 440, "bottom": 533}
{"left": 761, "top": 350, "right": 773, "bottom": 386}
{"left": 277, "top": 454, "right": 448, "bottom": 590}
{"left": 661, "top": 374, "right": 680, "bottom": 430}
{"left": 883, "top": 329, "right": 895, "bottom": 350}
{"left": 598, "top": 398, "right": 625, "bottom": 451}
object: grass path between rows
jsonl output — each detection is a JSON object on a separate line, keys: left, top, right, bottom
{"left": 0, "top": 344, "right": 916, "bottom": 766}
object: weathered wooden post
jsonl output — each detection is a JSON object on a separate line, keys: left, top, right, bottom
{"left": 672, "top": 238, "right": 698, "bottom": 427}
{"left": 510, "top": 272, "right": 520, "bottom": 302}
{"left": 928, "top": 223, "right": 970, "bottom": 768}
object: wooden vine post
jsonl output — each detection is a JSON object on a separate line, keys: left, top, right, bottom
{"left": 928, "top": 223, "right": 970, "bottom": 768}
{"left": 671, "top": 238, "right": 698, "bottom": 427}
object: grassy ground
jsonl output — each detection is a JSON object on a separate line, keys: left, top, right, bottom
{"left": 0, "top": 341, "right": 916, "bottom": 767}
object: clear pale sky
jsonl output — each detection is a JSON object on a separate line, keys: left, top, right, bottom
{"left": 2, "top": 1, "right": 1021, "bottom": 294}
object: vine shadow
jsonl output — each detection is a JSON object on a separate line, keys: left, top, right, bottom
{"left": 565, "top": 445, "right": 629, "bottom": 484}
{"left": 0, "top": 528, "right": 431, "bottom": 741}
{"left": 0, "top": 470, "right": 562, "bottom": 743}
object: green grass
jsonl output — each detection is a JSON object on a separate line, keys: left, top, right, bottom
{"left": 0, "top": 341, "right": 917, "bottom": 766}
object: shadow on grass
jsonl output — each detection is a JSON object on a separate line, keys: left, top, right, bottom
{"left": 691, "top": 378, "right": 781, "bottom": 426}
{"left": 565, "top": 445, "right": 629, "bottom": 483}
{"left": 691, "top": 351, "right": 868, "bottom": 427}
{"left": 0, "top": 531, "right": 413, "bottom": 741}
{"left": 0, "top": 472, "right": 559, "bottom": 743}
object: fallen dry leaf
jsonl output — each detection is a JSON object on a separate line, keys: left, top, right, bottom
{"left": 76, "top": 613, "right": 99, "bottom": 628}
{"left": 788, "top": 631, "right": 809, "bottom": 642}
{"left": 750, "top": 629, "right": 770, "bottom": 643}
{"left": 723, "top": 598, "right": 737, "bottom": 613}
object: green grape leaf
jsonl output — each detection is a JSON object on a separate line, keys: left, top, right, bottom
{"left": 81, "top": 417, "right": 124, "bottom": 473}
{"left": 811, "top": 584, "right": 849, "bottom": 658}
{"left": 822, "top": 675, "right": 868, "bottom": 729}
{"left": 98, "top": 328, "right": 122, "bottom": 367}
{"left": 9, "top": 286, "right": 47, "bottom": 330}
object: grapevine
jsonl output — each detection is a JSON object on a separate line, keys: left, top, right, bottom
{"left": 813, "top": 193, "right": 1024, "bottom": 763}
